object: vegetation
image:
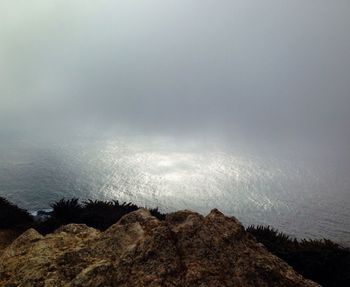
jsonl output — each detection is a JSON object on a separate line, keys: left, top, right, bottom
{"left": 35, "top": 198, "right": 165, "bottom": 234}
{"left": 51, "top": 198, "right": 82, "bottom": 224}
{"left": 247, "top": 225, "right": 350, "bottom": 287}
{"left": 80, "top": 199, "right": 139, "bottom": 230}
{"left": 149, "top": 207, "right": 166, "bottom": 220}
{"left": 0, "top": 197, "right": 33, "bottom": 229}
{"left": 1, "top": 196, "right": 350, "bottom": 286}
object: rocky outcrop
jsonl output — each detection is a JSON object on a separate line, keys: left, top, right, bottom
{"left": 0, "top": 209, "right": 319, "bottom": 287}
{"left": 0, "top": 230, "right": 20, "bottom": 257}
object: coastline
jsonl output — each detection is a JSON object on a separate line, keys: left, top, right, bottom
{"left": 1, "top": 196, "right": 349, "bottom": 286}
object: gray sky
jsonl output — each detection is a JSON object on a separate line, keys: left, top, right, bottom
{"left": 1, "top": 0, "right": 350, "bottom": 144}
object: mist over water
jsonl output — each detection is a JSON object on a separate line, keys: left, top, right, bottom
{"left": 1, "top": 1, "right": 350, "bottom": 245}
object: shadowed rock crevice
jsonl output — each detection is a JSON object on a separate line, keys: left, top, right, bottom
{"left": 0, "top": 209, "right": 318, "bottom": 287}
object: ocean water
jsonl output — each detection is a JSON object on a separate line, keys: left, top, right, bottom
{"left": 0, "top": 134, "right": 349, "bottom": 245}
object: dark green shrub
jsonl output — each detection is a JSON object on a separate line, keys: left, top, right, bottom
{"left": 50, "top": 198, "right": 83, "bottom": 224}
{"left": 247, "top": 225, "right": 350, "bottom": 287}
{"left": 246, "top": 225, "right": 298, "bottom": 252}
{"left": 80, "top": 200, "right": 139, "bottom": 230}
{"left": 34, "top": 198, "right": 84, "bottom": 234}
{"left": 149, "top": 207, "right": 166, "bottom": 221}
{"left": 36, "top": 198, "right": 166, "bottom": 233}
{"left": 0, "top": 197, "right": 33, "bottom": 229}
{"left": 34, "top": 217, "right": 61, "bottom": 234}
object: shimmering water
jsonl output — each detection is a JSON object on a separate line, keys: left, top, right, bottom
{"left": 0, "top": 135, "right": 349, "bottom": 245}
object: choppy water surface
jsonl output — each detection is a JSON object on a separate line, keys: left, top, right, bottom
{"left": 0, "top": 135, "right": 349, "bottom": 245}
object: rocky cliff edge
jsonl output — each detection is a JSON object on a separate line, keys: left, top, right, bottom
{"left": 0, "top": 209, "right": 319, "bottom": 287}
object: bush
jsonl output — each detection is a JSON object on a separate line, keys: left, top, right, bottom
{"left": 33, "top": 198, "right": 83, "bottom": 234}
{"left": 80, "top": 200, "right": 139, "bottom": 230}
{"left": 246, "top": 225, "right": 298, "bottom": 252}
{"left": 149, "top": 207, "right": 166, "bottom": 221}
{"left": 247, "top": 225, "right": 350, "bottom": 287}
{"left": 50, "top": 198, "right": 82, "bottom": 223}
{"left": 0, "top": 197, "right": 33, "bottom": 229}
{"left": 50, "top": 198, "right": 82, "bottom": 224}
{"left": 36, "top": 198, "right": 166, "bottom": 233}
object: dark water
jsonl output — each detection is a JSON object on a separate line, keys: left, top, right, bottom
{"left": 0, "top": 135, "right": 349, "bottom": 246}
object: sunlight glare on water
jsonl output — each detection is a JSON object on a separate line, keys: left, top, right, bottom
{"left": 0, "top": 135, "right": 349, "bottom": 245}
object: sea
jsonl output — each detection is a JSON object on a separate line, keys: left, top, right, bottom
{"left": 0, "top": 132, "right": 349, "bottom": 246}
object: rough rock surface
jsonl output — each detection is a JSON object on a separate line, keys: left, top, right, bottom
{"left": 0, "top": 209, "right": 319, "bottom": 287}
{"left": 0, "top": 230, "right": 20, "bottom": 257}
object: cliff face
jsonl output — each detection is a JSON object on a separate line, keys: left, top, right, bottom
{"left": 0, "top": 209, "right": 318, "bottom": 287}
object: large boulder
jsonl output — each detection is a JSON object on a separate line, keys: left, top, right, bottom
{"left": 0, "top": 209, "right": 319, "bottom": 287}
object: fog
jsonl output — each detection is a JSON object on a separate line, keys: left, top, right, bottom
{"left": 1, "top": 1, "right": 350, "bottom": 242}
{"left": 1, "top": 0, "right": 349, "bottom": 145}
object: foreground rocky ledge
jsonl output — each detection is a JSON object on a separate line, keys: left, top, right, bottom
{"left": 0, "top": 209, "right": 318, "bottom": 287}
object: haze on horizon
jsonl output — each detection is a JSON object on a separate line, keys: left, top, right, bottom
{"left": 0, "top": 0, "right": 349, "bottom": 147}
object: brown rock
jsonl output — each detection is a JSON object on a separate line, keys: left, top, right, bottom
{"left": 0, "top": 209, "right": 319, "bottom": 287}
{"left": 0, "top": 229, "right": 21, "bottom": 256}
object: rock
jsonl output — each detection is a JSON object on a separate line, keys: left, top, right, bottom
{"left": 0, "top": 209, "right": 319, "bottom": 287}
{"left": 0, "top": 230, "right": 21, "bottom": 257}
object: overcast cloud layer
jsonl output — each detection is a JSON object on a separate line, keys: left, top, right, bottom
{"left": 1, "top": 0, "right": 350, "bottom": 145}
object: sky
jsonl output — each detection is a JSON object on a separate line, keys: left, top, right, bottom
{"left": 1, "top": 0, "right": 350, "bottom": 146}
